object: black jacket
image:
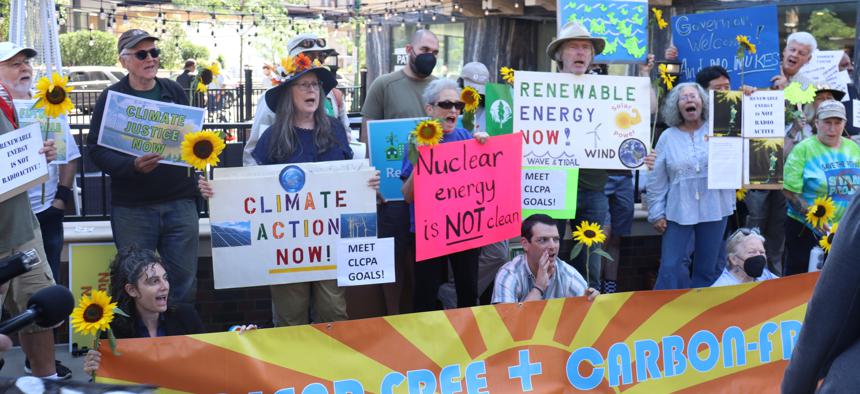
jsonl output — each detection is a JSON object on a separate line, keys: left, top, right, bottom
{"left": 175, "top": 71, "right": 194, "bottom": 90}
{"left": 111, "top": 303, "right": 204, "bottom": 339}
{"left": 86, "top": 76, "right": 199, "bottom": 206}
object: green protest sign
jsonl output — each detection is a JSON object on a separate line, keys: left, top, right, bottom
{"left": 485, "top": 83, "right": 513, "bottom": 136}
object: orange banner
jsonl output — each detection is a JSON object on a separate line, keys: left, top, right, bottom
{"left": 97, "top": 273, "right": 817, "bottom": 393}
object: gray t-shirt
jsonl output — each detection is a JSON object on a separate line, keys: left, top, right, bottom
{"left": 363, "top": 70, "right": 435, "bottom": 120}
{"left": 0, "top": 109, "right": 39, "bottom": 253}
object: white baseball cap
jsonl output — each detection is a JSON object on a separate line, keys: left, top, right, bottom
{"left": 0, "top": 42, "right": 37, "bottom": 62}
{"left": 460, "top": 62, "right": 490, "bottom": 94}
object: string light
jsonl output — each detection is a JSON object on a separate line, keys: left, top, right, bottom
{"left": 514, "top": 0, "right": 519, "bottom": 8}
{"left": 451, "top": 15, "right": 456, "bottom": 22}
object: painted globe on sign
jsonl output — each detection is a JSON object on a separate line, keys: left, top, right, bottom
{"left": 279, "top": 165, "right": 306, "bottom": 193}
{"left": 618, "top": 138, "right": 648, "bottom": 169}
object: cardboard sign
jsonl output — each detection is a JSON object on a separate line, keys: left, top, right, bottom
{"left": 15, "top": 99, "right": 73, "bottom": 163}
{"left": 742, "top": 90, "right": 785, "bottom": 138}
{"left": 414, "top": 134, "right": 522, "bottom": 261}
{"left": 208, "top": 160, "right": 378, "bottom": 288}
{"left": 557, "top": 0, "right": 648, "bottom": 63}
{"left": 0, "top": 123, "right": 48, "bottom": 203}
{"left": 336, "top": 237, "right": 395, "bottom": 286}
{"left": 522, "top": 166, "right": 579, "bottom": 219}
{"left": 97, "top": 91, "right": 205, "bottom": 166}
{"left": 367, "top": 117, "right": 424, "bottom": 201}
{"left": 485, "top": 83, "right": 514, "bottom": 136}
{"left": 68, "top": 243, "right": 117, "bottom": 352}
{"left": 672, "top": 5, "right": 780, "bottom": 89}
{"left": 514, "top": 71, "right": 651, "bottom": 169}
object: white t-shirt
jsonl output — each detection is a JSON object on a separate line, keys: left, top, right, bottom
{"left": 711, "top": 267, "right": 779, "bottom": 287}
{"left": 26, "top": 123, "right": 81, "bottom": 213}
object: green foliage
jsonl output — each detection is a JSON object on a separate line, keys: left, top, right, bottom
{"left": 180, "top": 43, "right": 209, "bottom": 64}
{"left": 806, "top": 9, "right": 856, "bottom": 50}
{"left": 131, "top": 20, "right": 204, "bottom": 69}
{"left": 0, "top": 0, "right": 8, "bottom": 41}
{"left": 59, "top": 31, "right": 118, "bottom": 66}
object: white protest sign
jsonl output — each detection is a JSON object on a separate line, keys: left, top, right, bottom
{"left": 208, "top": 160, "right": 378, "bottom": 289}
{"left": 854, "top": 100, "right": 860, "bottom": 128}
{"left": 522, "top": 168, "right": 566, "bottom": 210}
{"left": 0, "top": 124, "right": 48, "bottom": 203}
{"left": 742, "top": 91, "right": 785, "bottom": 138}
{"left": 707, "top": 137, "right": 743, "bottom": 190}
{"left": 799, "top": 50, "right": 848, "bottom": 97}
{"left": 514, "top": 71, "right": 651, "bottom": 169}
{"left": 336, "top": 237, "right": 395, "bottom": 286}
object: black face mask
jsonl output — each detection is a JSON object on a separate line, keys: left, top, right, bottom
{"left": 743, "top": 255, "right": 767, "bottom": 278}
{"left": 410, "top": 51, "right": 437, "bottom": 78}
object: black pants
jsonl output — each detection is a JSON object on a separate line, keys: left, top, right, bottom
{"left": 413, "top": 247, "right": 480, "bottom": 312}
{"left": 35, "top": 206, "right": 64, "bottom": 280}
{"left": 783, "top": 216, "right": 819, "bottom": 275}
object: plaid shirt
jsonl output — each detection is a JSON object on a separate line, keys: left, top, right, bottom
{"left": 491, "top": 255, "right": 588, "bottom": 303}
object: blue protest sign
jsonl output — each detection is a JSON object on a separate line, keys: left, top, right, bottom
{"left": 557, "top": 0, "right": 648, "bottom": 64}
{"left": 671, "top": 5, "right": 780, "bottom": 89}
{"left": 367, "top": 117, "right": 426, "bottom": 201}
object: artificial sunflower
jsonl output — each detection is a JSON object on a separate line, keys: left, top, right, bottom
{"left": 461, "top": 86, "right": 481, "bottom": 113}
{"left": 295, "top": 53, "right": 313, "bottom": 72}
{"left": 736, "top": 35, "right": 757, "bottom": 55}
{"left": 413, "top": 119, "right": 444, "bottom": 146}
{"left": 70, "top": 290, "right": 117, "bottom": 336}
{"left": 572, "top": 221, "right": 607, "bottom": 247}
{"left": 806, "top": 196, "right": 836, "bottom": 229}
{"left": 652, "top": 8, "right": 668, "bottom": 30}
{"left": 500, "top": 67, "right": 515, "bottom": 85}
{"left": 819, "top": 223, "right": 838, "bottom": 253}
{"left": 736, "top": 188, "right": 747, "bottom": 202}
{"left": 658, "top": 64, "right": 677, "bottom": 91}
{"left": 33, "top": 72, "right": 75, "bottom": 118}
{"left": 181, "top": 130, "right": 226, "bottom": 170}
{"left": 281, "top": 56, "right": 297, "bottom": 75}
{"left": 784, "top": 82, "right": 816, "bottom": 105}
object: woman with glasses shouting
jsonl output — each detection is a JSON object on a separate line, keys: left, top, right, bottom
{"left": 646, "top": 82, "right": 736, "bottom": 290}
{"left": 400, "top": 79, "right": 491, "bottom": 311}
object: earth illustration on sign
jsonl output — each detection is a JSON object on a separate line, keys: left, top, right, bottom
{"left": 489, "top": 99, "right": 513, "bottom": 127}
{"left": 279, "top": 165, "right": 306, "bottom": 193}
{"left": 619, "top": 138, "right": 647, "bottom": 168}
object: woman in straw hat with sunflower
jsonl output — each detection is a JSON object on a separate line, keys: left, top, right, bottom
{"left": 400, "top": 78, "right": 491, "bottom": 312}
{"left": 783, "top": 100, "right": 860, "bottom": 275}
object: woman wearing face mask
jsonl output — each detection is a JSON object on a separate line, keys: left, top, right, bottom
{"left": 711, "top": 228, "right": 779, "bottom": 287}
{"left": 646, "top": 82, "right": 736, "bottom": 290}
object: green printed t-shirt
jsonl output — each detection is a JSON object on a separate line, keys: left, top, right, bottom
{"left": 784, "top": 136, "right": 860, "bottom": 228}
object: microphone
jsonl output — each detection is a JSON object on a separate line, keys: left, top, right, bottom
{"left": 0, "top": 249, "right": 40, "bottom": 285}
{"left": 0, "top": 285, "right": 75, "bottom": 335}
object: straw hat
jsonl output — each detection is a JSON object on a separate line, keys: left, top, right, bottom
{"left": 546, "top": 22, "right": 606, "bottom": 62}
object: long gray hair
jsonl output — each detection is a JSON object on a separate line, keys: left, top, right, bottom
{"left": 661, "top": 82, "right": 709, "bottom": 127}
{"left": 267, "top": 77, "right": 334, "bottom": 163}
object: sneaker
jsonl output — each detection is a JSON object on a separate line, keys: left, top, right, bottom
{"left": 24, "top": 359, "right": 72, "bottom": 380}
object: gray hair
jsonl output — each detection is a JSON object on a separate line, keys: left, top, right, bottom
{"left": 661, "top": 82, "right": 709, "bottom": 127}
{"left": 726, "top": 228, "right": 766, "bottom": 258}
{"left": 422, "top": 78, "right": 460, "bottom": 106}
{"left": 786, "top": 31, "right": 818, "bottom": 54}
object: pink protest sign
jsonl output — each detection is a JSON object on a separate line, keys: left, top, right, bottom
{"left": 414, "top": 133, "right": 522, "bottom": 261}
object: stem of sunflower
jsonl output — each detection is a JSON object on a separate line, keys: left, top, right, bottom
{"left": 91, "top": 331, "right": 100, "bottom": 381}
{"left": 41, "top": 118, "right": 50, "bottom": 204}
{"left": 650, "top": 88, "right": 660, "bottom": 145}
{"left": 585, "top": 245, "right": 591, "bottom": 288}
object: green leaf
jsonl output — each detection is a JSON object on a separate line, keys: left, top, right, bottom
{"left": 570, "top": 242, "right": 584, "bottom": 260}
{"left": 462, "top": 111, "right": 475, "bottom": 132}
{"left": 113, "top": 307, "right": 130, "bottom": 317}
{"left": 107, "top": 328, "right": 121, "bottom": 356}
{"left": 593, "top": 248, "right": 615, "bottom": 262}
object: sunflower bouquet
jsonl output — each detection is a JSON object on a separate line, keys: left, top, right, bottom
{"left": 570, "top": 221, "right": 614, "bottom": 284}
{"left": 406, "top": 119, "right": 444, "bottom": 164}
{"left": 70, "top": 290, "right": 128, "bottom": 380}
{"left": 460, "top": 86, "right": 481, "bottom": 132}
{"left": 34, "top": 72, "right": 75, "bottom": 203}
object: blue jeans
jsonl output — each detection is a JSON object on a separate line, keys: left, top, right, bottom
{"left": 557, "top": 189, "right": 609, "bottom": 288}
{"left": 656, "top": 217, "right": 728, "bottom": 290}
{"left": 110, "top": 199, "right": 200, "bottom": 304}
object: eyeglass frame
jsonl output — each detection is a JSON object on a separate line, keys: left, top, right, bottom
{"left": 292, "top": 80, "right": 323, "bottom": 92}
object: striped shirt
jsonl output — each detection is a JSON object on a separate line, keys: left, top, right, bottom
{"left": 491, "top": 255, "right": 588, "bottom": 303}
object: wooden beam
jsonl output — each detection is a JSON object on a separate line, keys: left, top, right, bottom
{"left": 524, "top": 0, "right": 555, "bottom": 12}
{"left": 455, "top": 0, "right": 484, "bottom": 18}
{"left": 487, "top": 0, "right": 524, "bottom": 16}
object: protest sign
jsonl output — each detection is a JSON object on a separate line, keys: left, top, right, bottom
{"left": 367, "top": 117, "right": 424, "bottom": 200}
{"left": 209, "top": 160, "right": 378, "bottom": 288}
{"left": 709, "top": 90, "right": 743, "bottom": 137}
{"left": 799, "top": 50, "right": 849, "bottom": 97}
{"left": 742, "top": 91, "right": 785, "bottom": 138}
{"left": 414, "top": 133, "right": 522, "bottom": 261}
{"left": 522, "top": 166, "right": 579, "bottom": 219}
{"left": 557, "top": 0, "right": 648, "bottom": 63}
{"left": 99, "top": 273, "right": 817, "bottom": 393}
{"left": 336, "top": 237, "right": 395, "bottom": 286}
{"left": 744, "top": 138, "right": 784, "bottom": 189}
{"left": 68, "top": 243, "right": 116, "bottom": 352}
{"left": 485, "top": 83, "right": 514, "bottom": 136}
{"left": 15, "top": 99, "right": 73, "bottom": 163}
{"left": 514, "top": 71, "right": 650, "bottom": 169}
{"left": 0, "top": 123, "right": 47, "bottom": 203}
{"left": 672, "top": 5, "right": 780, "bottom": 89}
{"left": 707, "top": 137, "right": 743, "bottom": 190}
{"left": 96, "top": 90, "right": 205, "bottom": 166}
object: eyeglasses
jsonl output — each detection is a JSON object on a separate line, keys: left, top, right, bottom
{"left": 123, "top": 48, "right": 161, "bottom": 60}
{"left": 294, "top": 80, "right": 323, "bottom": 92}
{"left": 679, "top": 93, "right": 700, "bottom": 102}
{"left": 293, "top": 38, "right": 326, "bottom": 50}
{"left": 435, "top": 101, "right": 466, "bottom": 111}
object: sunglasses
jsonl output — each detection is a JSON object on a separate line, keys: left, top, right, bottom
{"left": 124, "top": 48, "right": 161, "bottom": 60}
{"left": 294, "top": 38, "right": 326, "bottom": 50}
{"left": 435, "top": 101, "right": 466, "bottom": 111}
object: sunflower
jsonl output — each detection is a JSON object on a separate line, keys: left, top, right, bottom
{"left": 208, "top": 62, "right": 221, "bottom": 77}
{"left": 819, "top": 223, "right": 838, "bottom": 253}
{"left": 500, "top": 67, "right": 515, "bottom": 85}
{"left": 412, "top": 119, "right": 444, "bottom": 146}
{"left": 736, "top": 35, "right": 757, "bottom": 55}
{"left": 736, "top": 188, "right": 746, "bottom": 201}
{"left": 295, "top": 53, "right": 313, "bottom": 72}
{"left": 70, "top": 290, "right": 117, "bottom": 336}
{"left": 652, "top": 8, "right": 668, "bottom": 30}
{"left": 461, "top": 86, "right": 481, "bottom": 113}
{"left": 33, "top": 72, "right": 75, "bottom": 119}
{"left": 806, "top": 196, "right": 836, "bottom": 229}
{"left": 281, "top": 56, "right": 297, "bottom": 75}
{"left": 572, "top": 221, "right": 606, "bottom": 247}
{"left": 181, "top": 130, "right": 226, "bottom": 170}
{"left": 658, "top": 64, "right": 677, "bottom": 91}
{"left": 195, "top": 80, "right": 208, "bottom": 94}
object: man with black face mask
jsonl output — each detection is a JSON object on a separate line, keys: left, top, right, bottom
{"left": 710, "top": 228, "right": 778, "bottom": 287}
{"left": 361, "top": 29, "right": 439, "bottom": 315}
